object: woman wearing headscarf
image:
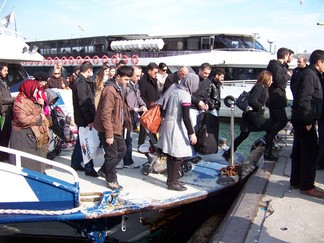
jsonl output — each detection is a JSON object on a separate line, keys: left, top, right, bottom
{"left": 9, "top": 80, "right": 50, "bottom": 173}
{"left": 157, "top": 73, "right": 199, "bottom": 191}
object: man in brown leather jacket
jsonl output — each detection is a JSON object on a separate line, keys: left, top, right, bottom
{"left": 95, "top": 66, "right": 133, "bottom": 190}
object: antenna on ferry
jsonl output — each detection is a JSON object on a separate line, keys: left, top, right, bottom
{"left": 0, "top": 0, "right": 8, "bottom": 14}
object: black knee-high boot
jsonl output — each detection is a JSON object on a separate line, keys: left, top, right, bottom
{"left": 168, "top": 159, "right": 187, "bottom": 191}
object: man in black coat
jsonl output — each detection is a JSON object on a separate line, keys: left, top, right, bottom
{"left": 290, "top": 49, "right": 324, "bottom": 198}
{"left": 162, "top": 66, "right": 189, "bottom": 93}
{"left": 71, "top": 61, "right": 98, "bottom": 177}
{"left": 138, "top": 62, "right": 159, "bottom": 148}
{"left": 0, "top": 62, "right": 13, "bottom": 161}
{"left": 266, "top": 47, "right": 292, "bottom": 160}
{"left": 189, "top": 62, "right": 212, "bottom": 161}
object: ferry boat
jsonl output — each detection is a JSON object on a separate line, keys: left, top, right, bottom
{"left": 23, "top": 32, "right": 294, "bottom": 118}
{"left": 24, "top": 32, "right": 275, "bottom": 78}
{"left": 0, "top": 26, "right": 259, "bottom": 242}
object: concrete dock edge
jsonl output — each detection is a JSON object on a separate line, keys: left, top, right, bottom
{"left": 209, "top": 159, "right": 276, "bottom": 243}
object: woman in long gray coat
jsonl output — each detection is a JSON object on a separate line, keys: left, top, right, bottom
{"left": 157, "top": 73, "right": 199, "bottom": 191}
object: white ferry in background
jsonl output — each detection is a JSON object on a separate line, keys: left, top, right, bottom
{"left": 23, "top": 32, "right": 293, "bottom": 118}
{"left": 24, "top": 32, "right": 276, "bottom": 78}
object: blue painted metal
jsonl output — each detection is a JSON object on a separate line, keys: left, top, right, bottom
{"left": 0, "top": 168, "right": 79, "bottom": 210}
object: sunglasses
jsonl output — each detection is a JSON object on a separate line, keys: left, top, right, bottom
{"left": 54, "top": 73, "right": 61, "bottom": 75}
{"left": 162, "top": 69, "right": 167, "bottom": 72}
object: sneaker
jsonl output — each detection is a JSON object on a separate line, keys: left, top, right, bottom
{"left": 107, "top": 181, "right": 123, "bottom": 190}
{"left": 124, "top": 163, "right": 140, "bottom": 169}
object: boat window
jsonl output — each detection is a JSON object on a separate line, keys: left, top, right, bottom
{"left": 7, "top": 64, "right": 29, "bottom": 92}
{"left": 215, "top": 35, "right": 267, "bottom": 51}
{"left": 187, "top": 38, "right": 199, "bottom": 50}
{"left": 201, "top": 37, "right": 214, "bottom": 50}
{"left": 164, "top": 39, "right": 184, "bottom": 51}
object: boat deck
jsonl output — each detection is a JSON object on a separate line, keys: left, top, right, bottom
{"left": 47, "top": 145, "right": 243, "bottom": 217}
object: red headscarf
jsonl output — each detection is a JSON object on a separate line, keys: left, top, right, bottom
{"left": 17, "top": 79, "right": 39, "bottom": 103}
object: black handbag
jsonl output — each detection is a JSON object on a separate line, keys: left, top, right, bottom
{"left": 236, "top": 91, "right": 251, "bottom": 112}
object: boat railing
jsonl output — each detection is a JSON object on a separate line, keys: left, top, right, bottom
{"left": 222, "top": 79, "right": 291, "bottom": 87}
{"left": 222, "top": 80, "right": 256, "bottom": 87}
{"left": 0, "top": 146, "right": 79, "bottom": 187}
{"left": 0, "top": 27, "right": 23, "bottom": 39}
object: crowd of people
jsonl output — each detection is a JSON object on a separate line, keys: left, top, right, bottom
{"left": 1, "top": 48, "right": 324, "bottom": 196}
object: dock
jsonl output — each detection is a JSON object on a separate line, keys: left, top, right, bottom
{"left": 210, "top": 125, "right": 324, "bottom": 243}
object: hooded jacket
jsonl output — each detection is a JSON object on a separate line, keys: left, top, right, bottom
{"left": 267, "top": 59, "right": 291, "bottom": 109}
{"left": 94, "top": 81, "right": 131, "bottom": 139}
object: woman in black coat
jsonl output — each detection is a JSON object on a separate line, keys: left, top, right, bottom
{"left": 223, "top": 70, "right": 278, "bottom": 161}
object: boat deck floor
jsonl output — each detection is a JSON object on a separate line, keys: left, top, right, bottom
{"left": 47, "top": 145, "right": 240, "bottom": 216}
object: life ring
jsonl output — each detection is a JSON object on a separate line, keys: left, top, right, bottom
{"left": 76, "top": 56, "right": 83, "bottom": 65}
{"left": 84, "top": 55, "right": 91, "bottom": 62}
{"left": 92, "top": 55, "right": 100, "bottom": 65}
{"left": 111, "top": 55, "right": 119, "bottom": 65}
{"left": 47, "top": 57, "right": 53, "bottom": 65}
{"left": 121, "top": 55, "right": 128, "bottom": 64}
{"left": 101, "top": 55, "right": 109, "bottom": 64}
{"left": 42, "top": 58, "right": 47, "bottom": 65}
{"left": 68, "top": 56, "right": 74, "bottom": 65}
{"left": 53, "top": 56, "right": 60, "bottom": 65}
{"left": 61, "top": 56, "right": 67, "bottom": 65}
{"left": 131, "top": 55, "right": 139, "bottom": 65}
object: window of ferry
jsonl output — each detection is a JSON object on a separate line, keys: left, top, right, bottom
{"left": 187, "top": 38, "right": 199, "bottom": 50}
{"left": 7, "top": 64, "right": 30, "bottom": 92}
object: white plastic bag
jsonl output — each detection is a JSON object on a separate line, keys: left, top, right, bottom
{"left": 78, "top": 126, "right": 103, "bottom": 164}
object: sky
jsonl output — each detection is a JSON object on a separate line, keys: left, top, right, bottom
{"left": 1, "top": 0, "right": 324, "bottom": 54}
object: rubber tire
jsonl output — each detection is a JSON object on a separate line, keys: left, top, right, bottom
{"left": 224, "top": 95, "right": 235, "bottom": 108}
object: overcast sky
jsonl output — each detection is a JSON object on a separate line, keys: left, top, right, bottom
{"left": 1, "top": 0, "right": 324, "bottom": 53}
